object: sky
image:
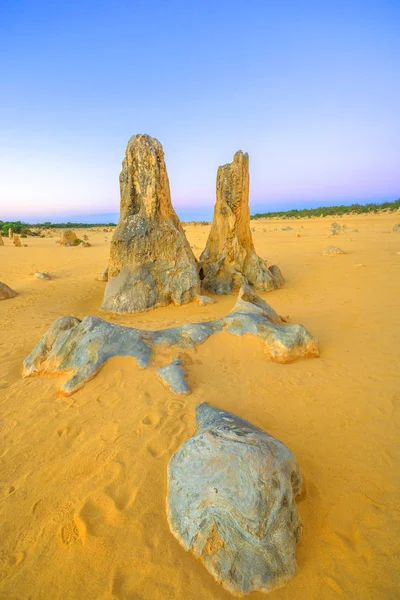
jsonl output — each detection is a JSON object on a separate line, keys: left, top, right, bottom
{"left": 0, "top": 0, "right": 399, "bottom": 222}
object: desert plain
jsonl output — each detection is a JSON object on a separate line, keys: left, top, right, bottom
{"left": 0, "top": 212, "right": 399, "bottom": 599}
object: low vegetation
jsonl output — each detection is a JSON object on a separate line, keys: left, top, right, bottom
{"left": 251, "top": 199, "right": 400, "bottom": 220}
{"left": 0, "top": 220, "right": 116, "bottom": 236}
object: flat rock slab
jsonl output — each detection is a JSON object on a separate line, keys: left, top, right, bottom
{"left": 167, "top": 403, "right": 303, "bottom": 596}
{"left": 23, "top": 290, "right": 319, "bottom": 396}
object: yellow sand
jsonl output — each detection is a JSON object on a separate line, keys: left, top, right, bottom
{"left": 0, "top": 214, "right": 399, "bottom": 600}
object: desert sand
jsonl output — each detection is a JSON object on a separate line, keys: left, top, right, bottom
{"left": 0, "top": 213, "right": 399, "bottom": 599}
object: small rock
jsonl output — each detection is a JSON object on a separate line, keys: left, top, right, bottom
{"left": 353, "top": 263, "right": 365, "bottom": 268}
{"left": 13, "top": 234, "right": 22, "bottom": 247}
{"left": 79, "top": 241, "right": 91, "bottom": 247}
{"left": 195, "top": 295, "right": 215, "bottom": 306}
{"left": 282, "top": 226, "right": 293, "bottom": 231}
{"left": 60, "top": 230, "right": 79, "bottom": 246}
{"left": 0, "top": 282, "right": 17, "bottom": 300}
{"left": 97, "top": 266, "right": 109, "bottom": 282}
{"left": 157, "top": 359, "right": 190, "bottom": 394}
{"left": 323, "top": 245, "right": 345, "bottom": 256}
{"left": 82, "top": 234, "right": 89, "bottom": 241}
{"left": 330, "top": 222, "right": 345, "bottom": 235}
{"left": 35, "top": 272, "right": 51, "bottom": 280}
{"left": 296, "top": 233, "right": 301, "bottom": 237}
{"left": 392, "top": 224, "right": 400, "bottom": 232}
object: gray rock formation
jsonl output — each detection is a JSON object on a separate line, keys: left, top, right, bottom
{"left": 102, "top": 134, "right": 199, "bottom": 313}
{"left": 200, "top": 151, "right": 283, "bottom": 294}
{"left": 0, "top": 282, "right": 17, "bottom": 300}
{"left": 23, "top": 289, "right": 318, "bottom": 396}
{"left": 35, "top": 272, "right": 51, "bottom": 279}
{"left": 167, "top": 402, "right": 303, "bottom": 596}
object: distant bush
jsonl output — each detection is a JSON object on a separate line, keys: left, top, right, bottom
{"left": 1, "top": 221, "right": 23, "bottom": 235}
{"left": 20, "top": 233, "right": 27, "bottom": 238}
{"left": 251, "top": 199, "right": 400, "bottom": 220}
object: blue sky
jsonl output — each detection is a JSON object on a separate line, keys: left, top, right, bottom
{"left": 0, "top": 0, "right": 399, "bottom": 222}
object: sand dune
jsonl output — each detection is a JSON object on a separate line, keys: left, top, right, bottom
{"left": 0, "top": 213, "right": 399, "bottom": 599}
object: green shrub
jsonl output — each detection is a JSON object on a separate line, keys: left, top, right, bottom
{"left": 20, "top": 233, "right": 27, "bottom": 238}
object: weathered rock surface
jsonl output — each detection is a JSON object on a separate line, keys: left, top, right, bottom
{"left": 13, "top": 234, "right": 21, "bottom": 247}
{"left": 8, "top": 228, "right": 13, "bottom": 239}
{"left": 392, "top": 224, "right": 400, "bottom": 232}
{"left": 60, "top": 230, "right": 79, "bottom": 246}
{"left": 35, "top": 272, "right": 51, "bottom": 280}
{"left": 200, "top": 151, "right": 283, "bottom": 294}
{"left": 0, "top": 235, "right": 4, "bottom": 246}
{"left": 323, "top": 245, "right": 345, "bottom": 256}
{"left": 167, "top": 402, "right": 303, "bottom": 596}
{"left": 79, "top": 241, "right": 91, "bottom": 247}
{"left": 102, "top": 134, "right": 199, "bottom": 313}
{"left": 0, "top": 282, "right": 17, "bottom": 300}
{"left": 23, "top": 289, "right": 318, "bottom": 396}
{"left": 82, "top": 234, "right": 89, "bottom": 240}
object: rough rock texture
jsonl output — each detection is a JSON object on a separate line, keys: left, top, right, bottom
{"left": 60, "top": 230, "right": 79, "bottom": 246}
{"left": 102, "top": 134, "right": 199, "bottom": 313}
{"left": 200, "top": 151, "right": 283, "bottom": 294}
{"left": 0, "top": 235, "right": 4, "bottom": 246}
{"left": 13, "top": 234, "right": 21, "bottom": 247}
{"left": 0, "top": 282, "right": 17, "bottom": 300}
{"left": 393, "top": 224, "right": 400, "bottom": 232}
{"left": 35, "top": 272, "right": 51, "bottom": 280}
{"left": 79, "top": 241, "right": 91, "bottom": 247}
{"left": 323, "top": 246, "right": 345, "bottom": 256}
{"left": 167, "top": 403, "right": 303, "bottom": 596}
{"left": 23, "top": 289, "right": 318, "bottom": 396}
{"left": 82, "top": 234, "right": 89, "bottom": 240}
{"left": 8, "top": 228, "right": 13, "bottom": 239}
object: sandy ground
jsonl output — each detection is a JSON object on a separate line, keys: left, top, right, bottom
{"left": 0, "top": 213, "right": 399, "bottom": 600}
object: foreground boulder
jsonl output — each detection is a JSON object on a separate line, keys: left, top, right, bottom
{"left": 102, "top": 134, "right": 199, "bottom": 313}
{"left": 200, "top": 151, "right": 283, "bottom": 294}
{"left": 60, "top": 230, "right": 80, "bottom": 246}
{"left": 167, "top": 403, "right": 303, "bottom": 596}
{"left": 23, "top": 289, "right": 318, "bottom": 396}
{"left": 0, "top": 282, "right": 17, "bottom": 300}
